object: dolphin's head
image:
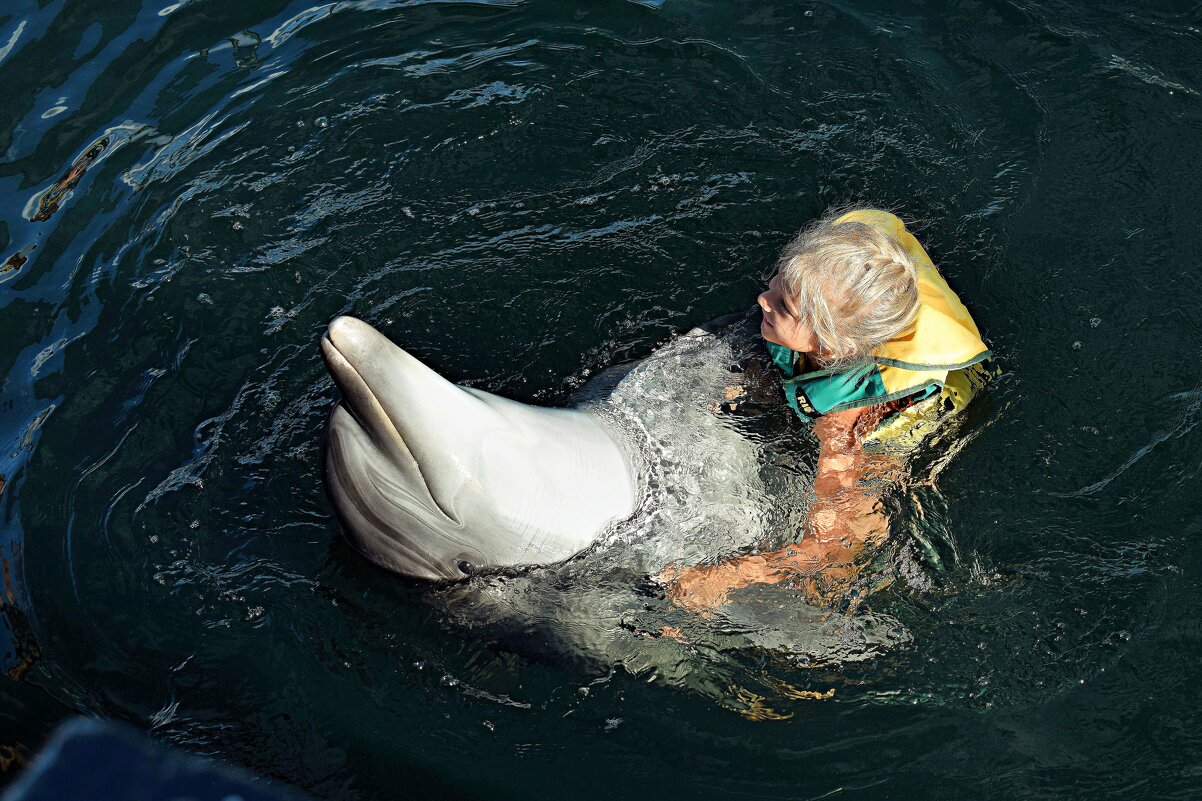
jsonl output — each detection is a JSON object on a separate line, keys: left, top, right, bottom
{"left": 320, "top": 316, "right": 636, "bottom": 582}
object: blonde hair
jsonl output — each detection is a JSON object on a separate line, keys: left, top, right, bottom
{"left": 776, "top": 208, "right": 920, "bottom": 365}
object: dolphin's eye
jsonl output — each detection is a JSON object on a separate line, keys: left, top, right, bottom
{"left": 456, "top": 559, "right": 476, "bottom": 577}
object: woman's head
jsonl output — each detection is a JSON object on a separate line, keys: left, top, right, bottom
{"left": 758, "top": 209, "right": 920, "bottom": 365}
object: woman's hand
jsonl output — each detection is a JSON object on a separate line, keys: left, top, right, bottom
{"left": 658, "top": 556, "right": 773, "bottom": 616}
{"left": 659, "top": 542, "right": 868, "bottom": 614}
{"left": 708, "top": 383, "right": 748, "bottom": 414}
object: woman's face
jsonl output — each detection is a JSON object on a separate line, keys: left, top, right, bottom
{"left": 758, "top": 273, "right": 837, "bottom": 360}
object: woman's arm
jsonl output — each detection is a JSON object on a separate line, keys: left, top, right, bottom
{"left": 662, "top": 405, "right": 895, "bottom": 613}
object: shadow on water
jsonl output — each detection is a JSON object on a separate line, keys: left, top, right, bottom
{"left": 2, "top": 0, "right": 1202, "bottom": 798}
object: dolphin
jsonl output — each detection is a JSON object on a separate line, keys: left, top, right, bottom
{"left": 320, "top": 315, "right": 639, "bottom": 581}
{"left": 321, "top": 313, "right": 921, "bottom": 707}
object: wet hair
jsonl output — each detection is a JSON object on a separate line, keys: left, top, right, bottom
{"left": 776, "top": 207, "right": 920, "bottom": 366}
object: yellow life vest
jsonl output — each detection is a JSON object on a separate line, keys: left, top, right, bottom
{"left": 765, "top": 209, "right": 993, "bottom": 451}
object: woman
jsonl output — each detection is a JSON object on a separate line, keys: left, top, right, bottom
{"left": 662, "top": 208, "right": 992, "bottom": 614}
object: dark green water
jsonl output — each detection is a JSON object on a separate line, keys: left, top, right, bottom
{"left": 2, "top": 0, "right": 1201, "bottom": 798}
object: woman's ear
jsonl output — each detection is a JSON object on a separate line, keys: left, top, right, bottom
{"left": 814, "top": 342, "right": 858, "bottom": 367}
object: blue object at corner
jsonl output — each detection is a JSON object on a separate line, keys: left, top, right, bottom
{"left": 1, "top": 717, "right": 314, "bottom": 801}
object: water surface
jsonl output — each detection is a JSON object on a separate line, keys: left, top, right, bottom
{"left": 2, "top": 0, "right": 1201, "bottom": 798}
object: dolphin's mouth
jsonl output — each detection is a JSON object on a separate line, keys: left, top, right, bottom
{"left": 319, "top": 329, "right": 459, "bottom": 526}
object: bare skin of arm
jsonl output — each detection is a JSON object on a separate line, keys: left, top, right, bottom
{"left": 661, "top": 404, "right": 899, "bottom": 614}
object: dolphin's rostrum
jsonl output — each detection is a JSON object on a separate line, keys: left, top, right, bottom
{"left": 320, "top": 316, "right": 639, "bottom": 581}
